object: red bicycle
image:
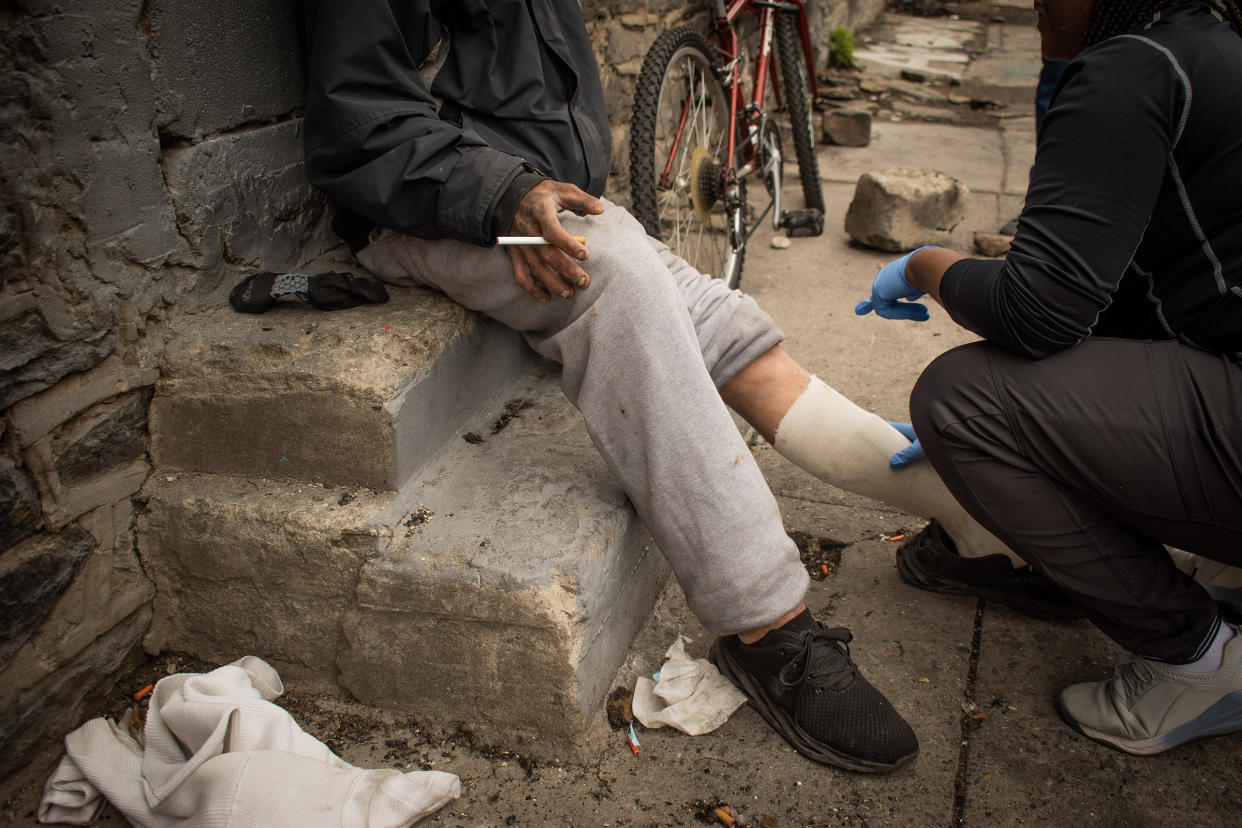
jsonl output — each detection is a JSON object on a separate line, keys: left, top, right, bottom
{"left": 629, "top": 0, "right": 826, "bottom": 289}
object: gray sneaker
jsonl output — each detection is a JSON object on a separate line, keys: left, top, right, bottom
{"left": 1058, "top": 625, "right": 1242, "bottom": 755}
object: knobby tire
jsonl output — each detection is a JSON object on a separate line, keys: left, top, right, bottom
{"left": 630, "top": 27, "right": 747, "bottom": 289}
{"left": 774, "top": 12, "right": 825, "bottom": 215}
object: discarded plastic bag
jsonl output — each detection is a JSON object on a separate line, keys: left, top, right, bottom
{"left": 631, "top": 636, "right": 747, "bottom": 736}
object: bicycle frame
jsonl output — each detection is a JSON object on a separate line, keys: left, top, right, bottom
{"left": 714, "top": 0, "right": 817, "bottom": 178}
{"left": 657, "top": 0, "right": 818, "bottom": 193}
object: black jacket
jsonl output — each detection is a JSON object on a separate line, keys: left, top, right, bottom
{"left": 940, "top": 4, "right": 1242, "bottom": 360}
{"left": 301, "top": 0, "right": 611, "bottom": 248}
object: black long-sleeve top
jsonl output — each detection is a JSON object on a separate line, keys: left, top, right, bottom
{"left": 300, "top": 0, "right": 611, "bottom": 248}
{"left": 941, "top": 3, "right": 1242, "bottom": 361}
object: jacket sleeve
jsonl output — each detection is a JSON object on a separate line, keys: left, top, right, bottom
{"left": 939, "top": 36, "right": 1184, "bottom": 358}
{"left": 301, "top": 0, "right": 531, "bottom": 245}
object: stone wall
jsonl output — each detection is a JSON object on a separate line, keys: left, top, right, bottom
{"left": 0, "top": 0, "right": 878, "bottom": 778}
{"left": 0, "top": 0, "right": 330, "bottom": 778}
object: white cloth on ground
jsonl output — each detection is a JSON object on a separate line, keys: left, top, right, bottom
{"left": 631, "top": 636, "right": 747, "bottom": 735}
{"left": 37, "top": 656, "right": 460, "bottom": 827}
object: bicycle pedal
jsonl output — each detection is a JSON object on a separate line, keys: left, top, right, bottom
{"left": 780, "top": 209, "right": 824, "bottom": 238}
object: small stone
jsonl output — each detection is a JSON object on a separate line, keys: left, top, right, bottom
{"left": 820, "top": 87, "right": 859, "bottom": 102}
{"left": 770, "top": 235, "right": 791, "bottom": 249}
{"left": 947, "top": 94, "right": 971, "bottom": 105}
{"left": 605, "top": 686, "right": 633, "bottom": 729}
{"left": 900, "top": 69, "right": 927, "bottom": 83}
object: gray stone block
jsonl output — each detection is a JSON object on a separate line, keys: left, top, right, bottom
{"left": 139, "top": 371, "right": 666, "bottom": 758}
{"left": 42, "top": 459, "right": 150, "bottom": 531}
{"left": 161, "top": 120, "right": 334, "bottom": 276}
{"left": 137, "top": 473, "right": 388, "bottom": 687}
{"left": 148, "top": 0, "right": 305, "bottom": 139}
{"left": 150, "top": 289, "right": 536, "bottom": 491}
{"left": 0, "top": 457, "right": 42, "bottom": 551}
{"left": 0, "top": 605, "right": 148, "bottom": 781}
{"left": 0, "top": 527, "right": 94, "bottom": 670}
{"left": 339, "top": 373, "right": 667, "bottom": 753}
{"left": 605, "top": 21, "right": 655, "bottom": 65}
{"left": 0, "top": 309, "right": 116, "bottom": 410}
{"left": 822, "top": 109, "right": 873, "bottom": 147}
{"left": 844, "top": 167, "right": 970, "bottom": 252}
{"left": 52, "top": 389, "right": 152, "bottom": 488}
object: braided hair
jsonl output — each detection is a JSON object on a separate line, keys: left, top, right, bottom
{"left": 1084, "top": 0, "right": 1242, "bottom": 45}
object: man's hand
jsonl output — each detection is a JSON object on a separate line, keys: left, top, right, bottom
{"left": 855, "top": 247, "right": 932, "bottom": 321}
{"left": 506, "top": 180, "right": 604, "bottom": 301}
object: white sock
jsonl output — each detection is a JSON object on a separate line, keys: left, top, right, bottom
{"left": 1175, "top": 622, "right": 1235, "bottom": 674}
{"left": 773, "top": 376, "right": 1023, "bottom": 565}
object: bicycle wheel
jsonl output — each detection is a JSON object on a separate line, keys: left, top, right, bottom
{"left": 631, "top": 27, "right": 746, "bottom": 289}
{"left": 774, "top": 12, "right": 825, "bottom": 215}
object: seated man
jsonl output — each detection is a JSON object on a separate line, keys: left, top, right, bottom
{"left": 300, "top": 0, "right": 1011, "bottom": 771}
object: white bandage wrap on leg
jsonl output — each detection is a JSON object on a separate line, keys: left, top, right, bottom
{"left": 774, "top": 376, "right": 1023, "bottom": 565}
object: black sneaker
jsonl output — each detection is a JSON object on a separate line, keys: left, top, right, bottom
{"left": 709, "top": 610, "right": 918, "bottom": 772}
{"left": 896, "top": 520, "right": 1085, "bottom": 621}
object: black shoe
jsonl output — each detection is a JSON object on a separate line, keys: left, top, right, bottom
{"left": 709, "top": 610, "right": 918, "bottom": 773}
{"left": 896, "top": 520, "right": 1085, "bottom": 621}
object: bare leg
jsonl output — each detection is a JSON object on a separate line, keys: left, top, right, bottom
{"left": 721, "top": 346, "right": 811, "bottom": 443}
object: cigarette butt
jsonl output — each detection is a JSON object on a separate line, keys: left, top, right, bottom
{"left": 820, "top": 564, "right": 829, "bottom": 575}
{"left": 713, "top": 806, "right": 735, "bottom": 827}
{"left": 496, "top": 235, "right": 587, "bottom": 245}
{"left": 885, "top": 533, "right": 906, "bottom": 542}
{"left": 134, "top": 684, "right": 154, "bottom": 701}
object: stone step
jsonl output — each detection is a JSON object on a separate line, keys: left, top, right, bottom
{"left": 137, "top": 368, "right": 668, "bottom": 757}
{"left": 149, "top": 287, "right": 536, "bottom": 491}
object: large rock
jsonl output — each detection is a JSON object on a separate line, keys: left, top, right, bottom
{"left": 844, "top": 167, "right": 970, "bottom": 252}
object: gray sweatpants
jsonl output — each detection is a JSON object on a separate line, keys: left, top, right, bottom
{"left": 356, "top": 200, "right": 809, "bottom": 635}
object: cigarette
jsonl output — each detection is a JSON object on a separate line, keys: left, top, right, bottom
{"left": 496, "top": 236, "right": 587, "bottom": 245}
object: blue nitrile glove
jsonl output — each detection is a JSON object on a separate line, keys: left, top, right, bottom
{"left": 855, "top": 247, "right": 933, "bottom": 321}
{"left": 887, "top": 421, "right": 926, "bottom": 469}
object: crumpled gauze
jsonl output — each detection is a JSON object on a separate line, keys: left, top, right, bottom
{"left": 37, "top": 656, "right": 460, "bottom": 827}
{"left": 631, "top": 636, "right": 747, "bottom": 736}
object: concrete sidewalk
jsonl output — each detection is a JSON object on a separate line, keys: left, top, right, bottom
{"left": 4, "top": 7, "right": 1239, "bottom": 828}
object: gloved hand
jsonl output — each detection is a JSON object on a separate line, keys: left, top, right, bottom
{"left": 887, "top": 421, "right": 926, "bottom": 469}
{"left": 855, "top": 247, "right": 932, "bottom": 321}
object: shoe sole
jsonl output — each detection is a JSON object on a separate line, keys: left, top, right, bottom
{"left": 1057, "top": 690, "right": 1242, "bottom": 755}
{"left": 708, "top": 640, "right": 917, "bottom": 773}
{"left": 895, "top": 544, "right": 1087, "bottom": 622}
